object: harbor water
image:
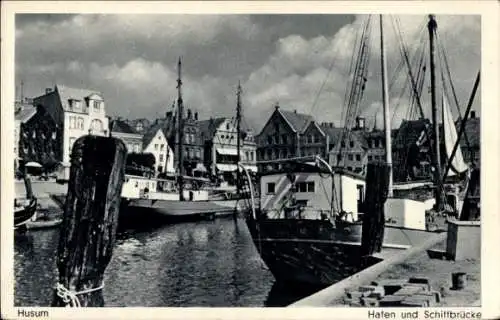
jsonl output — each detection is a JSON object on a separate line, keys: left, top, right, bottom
{"left": 14, "top": 215, "right": 316, "bottom": 307}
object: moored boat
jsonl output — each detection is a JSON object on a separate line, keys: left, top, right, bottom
{"left": 14, "top": 171, "right": 38, "bottom": 229}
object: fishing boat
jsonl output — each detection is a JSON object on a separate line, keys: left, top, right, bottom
{"left": 243, "top": 14, "right": 479, "bottom": 288}
{"left": 121, "top": 59, "right": 250, "bottom": 221}
{"left": 14, "top": 171, "right": 38, "bottom": 229}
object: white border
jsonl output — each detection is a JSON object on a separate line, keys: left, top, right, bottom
{"left": 2, "top": 1, "right": 499, "bottom": 319}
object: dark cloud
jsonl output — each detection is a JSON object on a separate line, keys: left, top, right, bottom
{"left": 15, "top": 14, "right": 480, "bottom": 134}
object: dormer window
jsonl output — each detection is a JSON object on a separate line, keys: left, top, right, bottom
{"left": 93, "top": 100, "right": 101, "bottom": 111}
{"left": 70, "top": 99, "right": 82, "bottom": 111}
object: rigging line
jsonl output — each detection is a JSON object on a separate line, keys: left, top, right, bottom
{"left": 308, "top": 43, "right": 343, "bottom": 117}
{"left": 394, "top": 15, "right": 438, "bottom": 169}
{"left": 394, "top": 16, "right": 426, "bottom": 120}
{"left": 341, "top": 16, "right": 367, "bottom": 124}
{"left": 436, "top": 30, "right": 462, "bottom": 118}
{"left": 436, "top": 30, "right": 472, "bottom": 152}
{"left": 337, "top": 15, "right": 372, "bottom": 166}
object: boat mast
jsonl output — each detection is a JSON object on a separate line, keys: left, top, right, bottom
{"left": 177, "top": 57, "right": 185, "bottom": 201}
{"left": 236, "top": 81, "right": 242, "bottom": 195}
{"left": 428, "top": 14, "right": 443, "bottom": 209}
{"left": 380, "top": 15, "right": 393, "bottom": 197}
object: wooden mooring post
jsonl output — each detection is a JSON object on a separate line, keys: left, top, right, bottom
{"left": 51, "top": 135, "right": 126, "bottom": 307}
{"left": 361, "top": 162, "right": 391, "bottom": 256}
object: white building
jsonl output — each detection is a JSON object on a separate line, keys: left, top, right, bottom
{"left": 32, "top": 85, "right": 110, "bottom": 180}
{"left": 142, "top": 125, "right": 175, "bottom": 175}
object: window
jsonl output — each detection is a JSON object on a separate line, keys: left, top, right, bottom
{"left": 160, "top": 144, "right": 164, "bottom": 151}
{"left": 70, "top": 116, "right": 76, "bottom": 129}
{"left": 307, "top": 182, "right": 315, "bottom": 192}
{"left": 52, "top": 132, "right": 57, "bottom": 140}
{"left": 283, "top": 149, "right": 288, "bottom": 158}
{"left": 250, "top": 152, "right": 254, "bottom": 161}
{"left": 368, "top": 155, "right": 372, "bottom": 161}
{"left": 195, "top": 149, "right": 201, "bottom": 159}
{"left": 155, "top": 144, "right": 158, "bottom": 150}
{"left": 267, "top": 182, "right": 275, "bottom": 194}
{"left": 337, "top": 154, "right": 342, "bottom": 161}
{"left": 356, "top": 154, "right": 361, "bottom": 161}
{"left": 348, "top": 154, "right": 353, "bottom": 161}
{"left": 90, "top": 119, "right": 101, "bottom": 132}
{"left": 159, "top": 154, "right": 164, "bottom": 162}
{"left": 341, "top": 141, "right": 346, "bottom": 148}
{"left": 267, "top": 135, "right": 272, "bottom": 144}
{"left": 349, "top": 141, "right": 354, "bottom": 148}
{"left": 226, "top": 123, "right": 230, "bottom": 130}
{"left": 298, "top": 182, "right": 307, "bottom": 193}
{"left": 347, "top": 166, "right": 353, "bottom": 171}
{"left": 281, "top": 134, "right": 288, "bottom": 144}
{"left": 93, "top": 101, "right": 101, "bottom": 111}
{"left": 134, "top": 144, "right": 140, "bottom": 153}
{"left": 314, "top": 135, "right": 320, "bottom": 143}
{"left": 296, "top": 181, "right": 315, "bottom": 193}
{"left": 308, "top": 135, "right": 313, "bottom": 143}
{"left": 245, "top": 151, "right": 249, "bottom": 161}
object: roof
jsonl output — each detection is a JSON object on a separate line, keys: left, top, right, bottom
{"left": 320, "top": 124, "right": 343, "bottom": 142}
{"left": 279, "top": 109, "right": 314, "bottom": 133}
{"left": 142, "top": 120, "right": 168, "bottom": 149}
{"left": 393, "top": 119, "right": 432, "bottom": 148}
{"left": 15, "top": 106, "right": 37, "bottom": 123}
{"left": 198, "top": 118, "right": 226, "bottom": 141}
{"left": 55, "top": 85, "right": 102, "bottom": 111}
{"left": 459, "top": 117, "right": 480, "bottom": 148}
{"left": 110, "top": 119, "right": 139, "bottom": 134}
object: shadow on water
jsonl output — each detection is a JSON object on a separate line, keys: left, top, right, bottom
{"left": 264, "top": 281, "right": 323, "bottom": 307}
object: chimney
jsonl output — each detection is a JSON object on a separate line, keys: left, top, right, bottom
{"left": 45, "top": 88, "right": 52, "bottom": 94}
{"left": 194, "top": 112, "right": 198, "bottom": 121}
{"left": 294, "top": 110, "right": 297, "bottom": 114}
{"left": 275, "top": 103, "right": 280, "bottom": 110}
{"left": 470, "top": 110, "right": 476, "bottom": 119}
{"left": 166, "top": 111, "right": 172, "bottom": 119}
{"left": 187, "top": 109, "right": 192, "bottom": 120}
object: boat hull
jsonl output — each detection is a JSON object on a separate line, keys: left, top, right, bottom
{"left": 121, "top": 198, "right": 241, "bottom": 223}
{"left": 246, "top": 217, "right": 438, "bottom": 288}
{"left": 14, "top": 198, "right": 38, "bottom": 228}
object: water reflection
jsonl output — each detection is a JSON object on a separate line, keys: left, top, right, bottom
{"left": 14, "top": 217, "right": 317, "bottom": 307}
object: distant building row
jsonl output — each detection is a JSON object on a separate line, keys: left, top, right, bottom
{"left": 256, "top": 104, "right": 480, "bottom": 182}
{"left": 15, "top": 85, "right": 479, "bottom": 184}
{"left": 15, "top": 85, "right": 257, "bottom": 184}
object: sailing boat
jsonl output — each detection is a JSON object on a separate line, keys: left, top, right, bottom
{"left": 121, "top": 59, "right": 248, "bottom": 222}
{"left": 242, "top": 14, "right": 477, "bottom": 287}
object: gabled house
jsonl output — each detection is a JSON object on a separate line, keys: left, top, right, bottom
{"left": 328, "top": 117, "right": 369, "bottom": 175}
{"left": 392, "top": 119, "right": 433, "bottom": 182}
{"left": 256, "top": 104, "right": 314, "bottom": 171}
{"left": 198, "top": 117, "right": 257, "bottom": 183}
{"left": 15, "top": 104, "right": 37, "bottom": 170}
{"left": 32, "top": 85, "right": 110, "bottom": 180}
{"left": 163, "top": 108, "right": 203, "bottom": 176}
{"left": 110, "top": 119, "right": 143, "bottom": 153}
{"left": 142, "top": 123, "right": 174, "bottom": 175}
{"left": 300, "top": 121, "right": 329, "bottom": 159}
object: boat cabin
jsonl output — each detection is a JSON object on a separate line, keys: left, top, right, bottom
{"left": 257, "top": 159, "right": 366, "bottom": 221}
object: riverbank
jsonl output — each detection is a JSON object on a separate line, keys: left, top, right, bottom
{"left": 290, "top": 235, "right": 480, "bottom": 307}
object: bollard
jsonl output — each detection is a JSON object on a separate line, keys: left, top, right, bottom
{"left": 51, "top": 135, "right": 127, "bottom": 307}
{"left": 451, "top": 272, "right": 467, "bottom": 290}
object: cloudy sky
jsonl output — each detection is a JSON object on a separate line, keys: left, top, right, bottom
{"left": 15, "top": 13, "right": 480, "bottom": 132}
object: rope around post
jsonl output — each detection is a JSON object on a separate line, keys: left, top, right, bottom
{"left": 55, "top": 282, "right": 105, "bottom": 307}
